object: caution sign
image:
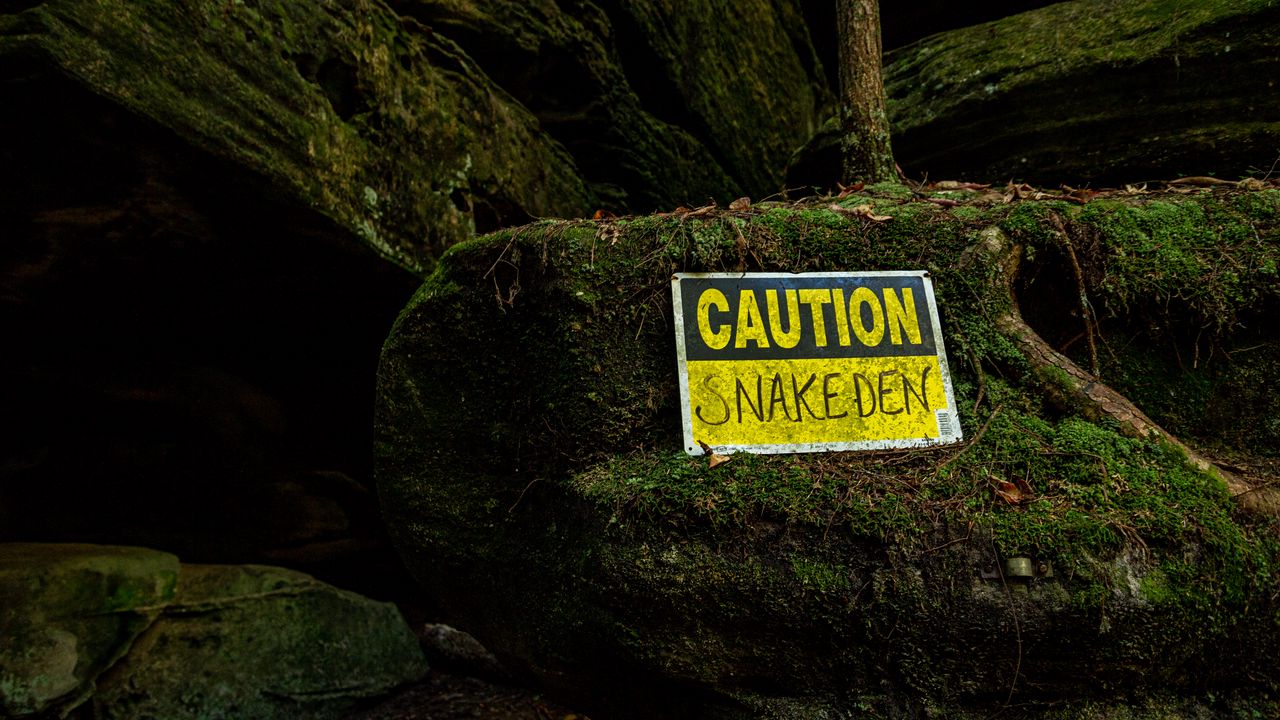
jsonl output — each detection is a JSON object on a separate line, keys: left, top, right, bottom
{"left": 672, "top": 272, "right": 962, "bottom": 454}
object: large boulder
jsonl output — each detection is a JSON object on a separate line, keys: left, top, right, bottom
{"left": 0, "top": 544, "right": 426, "bottom": 719}
{"left": 0, "top": 0, "right": 471, "bottom": 580}
{"left": 789, "top": 0, "right": 1280, "bottom": 191}
{"left": 595, "top": 0, "right": 828, "bottom": 198}
{"left": 0, "top": 544, "right": 178, "bottom": 718}
{"left": 93, "top": 563, "right": 427, "bottom": 719}
{"left": 390, "top": 0, "right": 828, "bottom": 210}
{"left": 883, "top": 0, "right": 1280, "bottom": 185}
{"left": 376, "top": 187, "right": 1280, "bottom": 717}
{"left": 0, "top": 0, "right": 592, "bottom": 272}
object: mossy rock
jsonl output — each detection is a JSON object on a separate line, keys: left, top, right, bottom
{"left": 597, "top": 0, "right": 828, "bottom": 198}
{"left": 0, "top": 543, "right": 179, "bottom": 718}
{"left": 883, "top": 0, "right": 1280, "bottom": 185}
{"left": 791, "top": 0, "right": 1280, "bottom": 191}
{"left": 0, "top": 0, "right": 593, "bottom": 274}
{"left": 1, "top": 546, "right": 425, "bottom": 719}
{"left": 376, "top": 188, "right": 1280, "bottom": 717}
{"left": 92, "top": 563, "right": 427, "bottom": 720}
{"left": 392, "top": 0, "right": 827, "bottom": 211}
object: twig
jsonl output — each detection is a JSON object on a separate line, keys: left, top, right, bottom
{"left": 938, "top": 403, "right": 1003, "bottom": 472}
{"left": 992, "top": 537, "right": 1024, "bottom": 707}
{"left": 1049, "top": 214, "right": 1099, "bottom": 377}
{"left": 508, "top": 478, "right": 541, "bottom": 513}
{"left": 923, "top": 521, "right": 973, "bottom": 555}
{"left": 963, "top": 337, "right": 988, "bottom": 414}
{"left": 1169, "top": 176, "right": 1237, "bottom": 187}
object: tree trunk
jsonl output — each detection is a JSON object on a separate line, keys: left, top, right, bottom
{"left": 836, "top": 0, "right": 895, "bottom": 185}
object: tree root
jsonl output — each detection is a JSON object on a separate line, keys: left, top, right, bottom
{"left": 975, "top": 227, "right": 1279, "bottom": 516}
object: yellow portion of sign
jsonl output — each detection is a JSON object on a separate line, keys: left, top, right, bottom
{"left": 686, "top": 356, "right": 947, "bottom": 447}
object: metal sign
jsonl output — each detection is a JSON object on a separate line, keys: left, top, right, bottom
{"left": 671, "top": 271, "right": 962, "bottom": 455}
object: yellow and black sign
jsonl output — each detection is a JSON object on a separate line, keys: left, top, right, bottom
{"left": 672, "top": 272, "right": 962, "bottom": 454}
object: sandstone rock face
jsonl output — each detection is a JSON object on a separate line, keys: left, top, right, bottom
{"left": 390, "top": 0, "right": 828, "bottom": 210}
{"left": 94, "top": 564, "right": 427, "bottom": 720}
{"left": 789, "top": 0, "right": 1280, "bottom": 191}
{"left": 0, "top": 1, "right": 433, "bottom": 580}
{"left": 0, "top": 545, "right": 426, "bottom": 719}
{"left": 882, "top": 0, "right": 1280, "bottom": 185}
{"left": 376, "top": 193, "right": 1280, "bottom": 717}
{"left": 0, "top": 0, "right": 592, "bottom": 273}
{"left": 0, "top": 544, "right": 178, "bottom": 718}
{"left": 597, "top": 0, "right": 827, "bottom": 198}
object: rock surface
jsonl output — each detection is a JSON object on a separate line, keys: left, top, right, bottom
{"left": 93, "top": 563, "right": 427, "bottom": 719}
{"left": 0, "top": 544, "right": 178, "bottom": 718}
{"left": 376, "top": 188, "right": 1280, "bottom": 717}
{"left": 418, "top": 623, "right": 510, "bottom": 683}
{"left": 789, "top": 0, "right": 1280, "bottom": 190}
{"left": 0, "top": 544, "right": 427, "bottom": 719}
{"left": 390, "top": 0, "right": 827, "bottom": 210}
{"left": 886, "top": 0, "right": 1280, "bottom": 185}
{"left": 0, "top": 1, "right": 426, "bottom": 587}
{"left": 0, "top": 0, "right": 591, "bottom": 273}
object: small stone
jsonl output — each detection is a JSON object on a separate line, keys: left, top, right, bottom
{"left": 419, "top": 623, "right": 510, "bottom": 683}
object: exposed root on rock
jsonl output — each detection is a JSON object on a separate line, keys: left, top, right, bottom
{"left": 976, "top": 227, "right": 1279, "bottom": 517}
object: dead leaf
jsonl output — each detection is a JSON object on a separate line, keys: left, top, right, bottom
{"left": 728, "top": 196, "right": 751, "bottom": 212}
{"left": 994, "top": 480, "right": 1025, "bottom": 505}
{"left": 994, "top": 476, "right": 1035, "bottom": 505}
{"left": 1122, "top": 183, "right": 1149, "bottom": 195}
{"left": 836, "top": 182, "right": 865, "bottom": 198}
{"left": 931, "top": 180, "right": 990, "bottom": 190}
{"left": 1238, "top": 177, "right": 1267, "bottom": 191}
{"left": 697, "top": 440, "right": 732, "bottom": 469}
{"left": 1169, "top": 176, "right": 1235, "bottom": 187}
{"left": 596, "top": 223, "right": 621, "bottom": 245}
{"left": 592, "top": 209, "right": 617, "bottom": 220}
{"left": 830, "top": 202, "right": 892, "bottom": 222}
{"left": 1014, "top": 476, "right": 1034, "bottom": 496}
{"left": 1061, "top": 185, "right": 1099, "bottom": 202}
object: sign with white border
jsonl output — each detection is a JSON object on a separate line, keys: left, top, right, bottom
{"left": 672, "top": 271, "right": 962, "bottom": 454}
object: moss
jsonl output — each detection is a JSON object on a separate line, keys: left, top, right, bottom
{"left": 94, "top": 564, "right": 426, "bottom": 719}
{"left": 788, "top": 556, "right": 852, "bottom": 594}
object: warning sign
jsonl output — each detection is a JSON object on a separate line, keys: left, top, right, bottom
{"left": 671, "top": 272, "right": 962, "bottom": 455}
